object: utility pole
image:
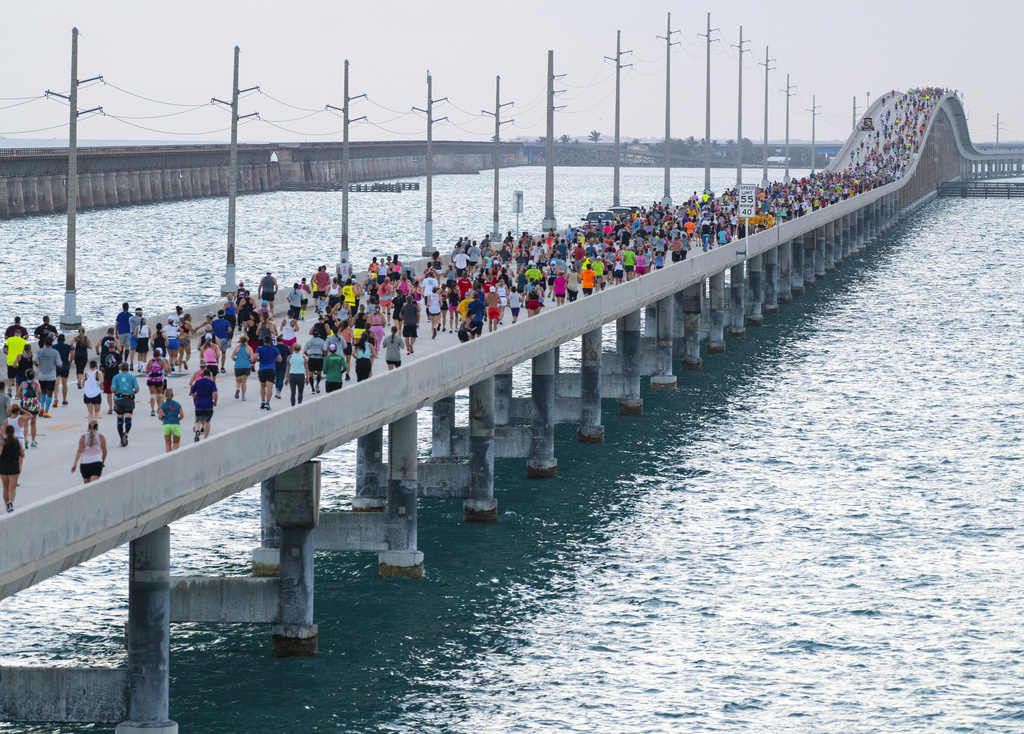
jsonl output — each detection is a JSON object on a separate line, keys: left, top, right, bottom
{"left": 212, "top": 47, "right": 258, "bottom": 295}
{"left": 49, "top": 28, "right": 102, "bottom": 329}
{"left": 542, "top": 50, "right": 566, "bottom": 231}
{"left": 733, "top": 26, "right": 750, "bottom": 186}
{"left": 866, "top": 91, "right": 871, "bottom": 113}
{"left": 782, "top": 75, "right": 794, "bottom": 184}
{"left": 809, "top": 95, "right": 821, "bottom": 175}
{"left": 606, "top": 30, "right": 632, "bottom": 206}
{"left": 996, "top": 113, "right": 1002, "bottom": 146}
{"left": 657, "top": 13, "right": 679, "bottom": 207}
{"left": 759, "top": 46, "right": 774, "bottom": 189}
{"left": 481, "top": 76, "right": 513, "bottom": 240}
{"left": 412, "top": 71, "right": 447, "bottom": 255}
{"left": 852, "top": 96, "right": 858, "bottom": 132}
{"left": 326, "top": 59, "right": 366, "bottom": 268}
{"left": 699, "top": 13, "right": 719, "bottom": 194}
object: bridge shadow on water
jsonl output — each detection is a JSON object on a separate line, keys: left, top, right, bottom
{"left": 86, "top": 235, "right": 907, "bottom": 734}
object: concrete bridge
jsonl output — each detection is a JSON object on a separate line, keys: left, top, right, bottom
{"left": 0, "top": 91, "right": 1020, "bottom": 732}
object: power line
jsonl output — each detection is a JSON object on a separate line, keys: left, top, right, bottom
{"left": 102, "top": 81, "right": 207, "bottom": 108}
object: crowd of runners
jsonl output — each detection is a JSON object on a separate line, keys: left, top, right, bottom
{"left": 0, "top": 87, "right": 952, "bottom": 513}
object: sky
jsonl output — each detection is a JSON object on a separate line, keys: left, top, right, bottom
{"left": 1, "top": 0, "right": 1021, "bottom": 147}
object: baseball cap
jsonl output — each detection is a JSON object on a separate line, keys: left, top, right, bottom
{"left": 328, "top": 343, "right": 338, "bottom": 352}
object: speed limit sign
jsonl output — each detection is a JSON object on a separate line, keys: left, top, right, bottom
{"left": 738, "top": 183, "right": 757, "bottom": 219}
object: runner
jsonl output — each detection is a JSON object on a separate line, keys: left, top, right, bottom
{"left": 254, "top": 336, "right": 282, "bottom": 410}
{"left": 231, "top": 340, "right": 254, "bottom": 401}
{"left": 145, "top": 348, "right": 171, "bottom": 417}
{"left": 83, "top": 360, "right": 103, "bottom": 421}
{"left": 70, "top": 419, "right": 106, "bottom": 485}
{"left": 322, "top": 343, "right": 347, "bottom": 393}
{"left": 71, "top": 328, "right": 91, "bottom": 388}
{"left": 380, "top": 326, "right": 404, "bottom": 371}
{"left": 286, "top": 343, "right": 309, "bottom": 406}
{"left": 111, "top": 362, "right": 140, "bottom": 447}
{"left": 157, "top": 388, "right": 185, "bottom": 453}
{"left": 259, "top": 271, "right": 278, "bottom": 307}
{"left": 15, "top": 369, "right": 41, "bottom": 447}
{"left": 1, "top": 422, "right": 25, "bottom": 511}
{"left": 33, "top": 336, "right": 59, "bottom": 418}
{"left": 304, "top": 329, "right": 327, "bottom": 393}
{"left": 189, "top": 368, "right": 218, "bottom": 441}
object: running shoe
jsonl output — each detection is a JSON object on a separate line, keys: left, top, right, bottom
{"left": 41, "top": 411, "right": 52, "bottom": 419}
{"left": 29, "top": 441, "right": 37, "bottom": 448}
{"left": 62, "top": 400, "right": 68, "bottom": 406}
{"left": 5, "top": 501, "right": 12, "bottom": 513}
{"left": 194, "top": 430, "right": 201, "bottom": 443}
{"left": 151, "top": 410, "right": 156, "bottom": 417}
{"left": 235, "top": 388, "right": 240, "bottom": 399}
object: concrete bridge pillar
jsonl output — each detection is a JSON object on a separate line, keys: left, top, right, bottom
{"left": 380, "top": 413, "right": 424, "bottom": 577}
{"left": 179, "top": 169, "right": 193, "bottom": 199}
{"left": 803, "top": 233, "right": 817, "bottom": 287}
{"left": 578, "top": 327, "right": 605, "bottom": 442}
{"left": 824, "top": 221, "right": 837, "bottom": 270}
{"left": 138, "top": 171, "right": 153, "bottom": 203}
{"left": 208, "top": 167, "right": 220, "bottom": 196}
{"left": 644, "top": 304, "right": 657, "bottom": 338}
{"left": 78, "top": 174, "right": 94, "bottom": 209}
{"left": 165, "top": 170, "right": 179, "bottom": 200}
{"left": 708, "top": 272, "right": 726, "bottom": 352}
{"left": 790, "top": 237, "right": 805, "bottom": 296}
{"left": 38, "top": 176, "right": 54, "bottom": 213}
{"left": 252, "top": 477, "right": 281, "bottom": 576}
{"left": 353, "top": 428, "right": 385, "bottom": 511}
{"left": 494, "top": 371, "right": 512, "bottom": 426}
{"left": 22, "top": 176, "right": 39, "bottom": 213}
{"left": 218, "top": 166, "right": 230, "bottom": 195}
{"left": 856, "top": 208, "right": 866, "bottom": 250}
{"left": 91, "top": 173, "right": 107, "bottom": 208}
{"left": 745, "top": 255, "right": 764, "bottom": 327}
{"left": 117, "top": 526, "right": 176, "bottom": 733}
{"left": 814, "top": 227, "right": 826, "bottom": 278}
{"left": 528, "top": 349, "right": 558, "bottom": 476}
{"left": 190, "top": 169, "right": 202, "bottom": 198}
{"left": 728, "top": 264, "right": 746, "bottom": 338}
{"left": 51, "top": 175, "right": 67, "bottom": 211}
{"left": 116, "top": 172, "right": 130, "bottom": 205}
{"left": 679, "top": 285, "right": 702, "bottom": 371}
{"left": 104, "top": 172, "right": 119, "bottom": 206}
{"left": 762, "top": 246, "right": 778, "bottom": 314}
{"left": 272, "top": 461, "right": 320, "bottom": 656}
{"left": 841, "top": 215, "right": 853, "bottom": 258}
{"left": 651, "top": 296, "right": 677, "bottom": 390}
{"left": 0, "top": 179, "right": 9, "bottom": 218}
{"left": 618, "top": 310, "right": 643, "bottom": 415}
{"left": 431, "top": 396, "right": 456, "bottom": 458}
{"left": 465, "top": 377, "right": 497, "bottom": 523}
{"left": 776, "top": 241, "right": 793, "bottom": 304}
{"left": 149, "top": 171, "right": 164, "bottom": 202}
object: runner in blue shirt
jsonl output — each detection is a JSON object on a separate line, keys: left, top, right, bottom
{"left": 110, "top": 363, "right": 139, "bottom": 447}
{"left": 254, "top": 336, "right": 282, "bottom": 409}
{"left": 189, "top": 368, "right": 218, "bottom": 442}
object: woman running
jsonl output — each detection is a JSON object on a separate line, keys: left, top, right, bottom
{"left": 16, "top": 369, "right": 41, "bottom": 447}
{"left": 1, "top": 423, "right": 24, "bottom": 512}
{"left": 72, "top": 328, "right": 91, "bottom": 388}
{"left": 231, "top": 341, "right": 254, "bottom": 401}
{"left": 83, "top": 360, "right": 103, "bottom": 421}
{"left": 287, "top": 343, "right": 309, "bottom": 406}
{"left": 134, "top": 317, "right": 151, "bottom": 372}
{"left": 145, "top": 348, "right": 171, "bottom": 416}
{"left": 71, "top": 419, "right": 106, "bottom": 485}
{"left": 353, "top": 332, "right": 374, "bottom": 382}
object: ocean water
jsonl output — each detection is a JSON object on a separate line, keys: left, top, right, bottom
{"left": 2, "top": 174, "right": 1024, "bottom": 733}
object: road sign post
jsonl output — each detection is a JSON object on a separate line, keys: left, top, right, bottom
{"left": 738, "top": 183, "right": 756, "bottom": 258}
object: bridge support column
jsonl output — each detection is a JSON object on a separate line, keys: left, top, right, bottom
{"left": 92, "top": 173, "right": 107, "bottom": 208}
{"left": 465, "top": 377, "right": 497, "bottom": 523}
{"left": 708, "top": 272, "right": 726, "bottom": 352}
{"left": 803, "top": 233, "right": 817, "bottom": 287}
{"left": 814, "top": 227, "right": 826, "bottom": 278}
{"left": 494, "top": 371, "right": 512, "bottom": 426}
{"left": 618, "top": 311, "right": 643, "bottom": 415}
{"left": 528, "top": 348, "right": 558, "bottom": 477}
{"left": 105, "top": 172, "right": 119, "bottom": 207}
{"left": 857, "top": 209, "right": 866, "bottom": 250}
{"left": 252, "top": 478, "right": 281, "bottom": 576}
{"left": 824, "top": 221, "right": 836, "bottom": 270}
{"left": 842, "top": 215, "right": 853, "bottom": 258}
{"left": 0, "top": 179, "right": 9, "bottom": 218}
{"left": 115, "top": 172, "right": 130, "bottom": 205}
{"left": 680, "top": 284, "right": 702, "bottom": 370}
{"left": 762, "top": 246, "right": 778, "bottom": 314}
{"left": 727, "top": 264, "right": 746, "bottom": 338}
{"left": 51, "top": 174, "right": 67, "bottom": 211}
{"left": 138, "top": 172, "right": 152, "bottom": 203}
{"left": 117, "top": 526, "right": 177, "bottom": 733}
{"left": 22, "top": 176, "right": 39, "bottom": 214}
{"left": 431, "top": 395, "right": 455, "bottom": 458}
{"left": 149, "top": 171, "right": 163, "bottom": 202}
{"left": 38, "top": 175, "right": 54, "bottom": 213}
{"left": 578, "top": 328, "right": 605, "bottom": 442}
{"left": 651, "top": 296, "right": 677, "bottom": 390}
{"left": 745, "top": 255, "right": 764, "bottom": 326}
{"left": 354, "top": 428, "right": 385, "bottom": 511}
{"left": 272, "top": 461, "right": 320, "bottom": 656}
{"left": 790, "top": 238, "right": 805, "bottom": 296}
{"left": 777, "top": 241, "right": 793, "bottom": 304}
{"left": 380, "top": 414, "right": 424, "bottom": 576}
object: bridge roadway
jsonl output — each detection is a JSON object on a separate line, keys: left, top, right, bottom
{"left": 1, "top": 91, "right": 1023, "bottom": 730}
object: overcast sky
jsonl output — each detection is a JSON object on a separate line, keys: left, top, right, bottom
{"left": 1, "top": 0, "right": 1020, "bottom": 146}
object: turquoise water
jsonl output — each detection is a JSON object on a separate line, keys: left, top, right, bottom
{"left": 2, "top": 180, "right": 1024, "bottom": 732}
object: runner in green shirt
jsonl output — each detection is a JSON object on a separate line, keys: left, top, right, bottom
{"left": 323, "top": 344, "right": 348, "bottom": 394}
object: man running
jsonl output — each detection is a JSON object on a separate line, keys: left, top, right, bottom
{"left": 259, "top": 271, "right": 278, "bottom": 308}
{"left": 111, "top": 362, "right": 140, "bottom": 447}
{"left": 254, "top": 336, "right": 282, "bottom": 410}
{"left": 189, "top": 368, "right": 218, "bottom": 441}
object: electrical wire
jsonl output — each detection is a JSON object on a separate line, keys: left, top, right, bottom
{"left": 103, "top": 105, "right": 213, "bottom": 120}
{"left": 102, "top": 81, "right": 205, "bottom": 107}
{"left": 0, "top": 122, "right": 69, "bottom": 135}
{"left": 101, "top": 112, "right": 238, "bottom": 136}
{"left": 258, "top": 90, "right": 324, "bottom": 113}
{"left": 0, "top": 96, "right": 45, "bottom": 111}
{"left": 259, "top": 119, "right": 345, "bottom": 136}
